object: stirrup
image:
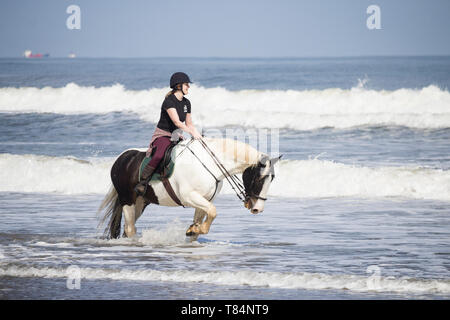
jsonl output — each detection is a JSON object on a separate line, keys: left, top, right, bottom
{"left": 134, "top": 178, "right": 149, "bottom": 196}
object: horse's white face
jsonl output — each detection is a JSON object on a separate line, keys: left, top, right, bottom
{"left": 242, "top": 156, "right": 280, "bottom": 214}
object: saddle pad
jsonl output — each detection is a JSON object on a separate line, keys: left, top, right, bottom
{"left": 138, "top": 147, "right": 176, "bottom": 182}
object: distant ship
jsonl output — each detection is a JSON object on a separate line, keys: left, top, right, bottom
{"left": 23, "top": 50, "right": 49, "bottom": 58}
{"left": 68, "top": 53, "right": 76, "bottom": 58}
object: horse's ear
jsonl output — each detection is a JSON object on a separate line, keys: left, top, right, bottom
{"left": 270, "top": 155, "right": 282, "bottom": 165}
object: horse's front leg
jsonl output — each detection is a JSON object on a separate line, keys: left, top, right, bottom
{"left": 185, "top": 192, "right": 217, "bottom": 237}
{"left": 200, "top": 204, "right": 217, "bottom": 234}
{"left": 187, "top": 208, "right": 207, "bottom": 240}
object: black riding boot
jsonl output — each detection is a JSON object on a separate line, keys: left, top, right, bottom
{"left": 134, "top": 165, "right": 155, "bottom": 196}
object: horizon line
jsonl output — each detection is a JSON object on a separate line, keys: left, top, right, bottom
{"left": 2, "top": 54, "right": 450, "bottom": 59}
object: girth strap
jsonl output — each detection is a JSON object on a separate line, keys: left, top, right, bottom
{"left": 162, "top": 177, "right": 184, "bottom": 207}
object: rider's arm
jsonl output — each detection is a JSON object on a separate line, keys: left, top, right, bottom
{"left": 166, "top": 108, "right": 201, "bottom": 139}
{"left": 185, "top": 113, "right": 202, "bottom": 138}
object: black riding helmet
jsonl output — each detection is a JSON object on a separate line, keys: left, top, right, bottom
{"left": 170, "top": 72, "right": 192, "bottom": 89}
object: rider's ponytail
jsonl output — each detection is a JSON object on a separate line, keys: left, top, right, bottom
{"left": 165, "top": 84, "right": 182, "bottom": 98}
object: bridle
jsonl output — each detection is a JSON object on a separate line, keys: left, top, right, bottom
{"left": 243, "top": 166, "right": 275, "bottom": 202}
{"left": 177, "top": 138, "right": 271, "bottom": 204}
{"left": 246, "top": 193, "right": 267, "bottom": 201}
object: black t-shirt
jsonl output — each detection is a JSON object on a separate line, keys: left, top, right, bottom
{"left": 156, "top": 94, "right": 191, "bottom": 133}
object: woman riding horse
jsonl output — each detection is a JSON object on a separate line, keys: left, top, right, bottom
{"left": 99, "top": 73, "right": 279, "bottom": 239}
{"left": 135, "top": 72, "right": 203, "bottom": 195}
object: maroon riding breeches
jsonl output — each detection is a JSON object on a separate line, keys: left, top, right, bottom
{"left": 148, "top": 136, "right": 172, "bottom": 168}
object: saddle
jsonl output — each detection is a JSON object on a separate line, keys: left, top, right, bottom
{"left": 137, "top": 140, "right": 185, "bottom": 207}
{"left": 138, "top": 141, "right": 178, "bottom": 182}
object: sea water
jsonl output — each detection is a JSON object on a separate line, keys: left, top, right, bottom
{"left": 0, "top": 57, "right": 449, "bottom": 299}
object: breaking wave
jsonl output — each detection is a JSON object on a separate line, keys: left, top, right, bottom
{"left": 1, "top": 154, "right": 449, "bottom": 201}
{"left": 0, "top": 264, "right": 448, "bottom": 294}
{"left": 1, "top": 83, "right": 450, "bottom": 130}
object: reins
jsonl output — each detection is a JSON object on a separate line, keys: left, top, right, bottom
{"left": 178, "top": 138, "right": 248, "bottom": 202}
{"left": 198, "top": 138, "right": 247, "bottom": 202}
{"left": 184, "top": 141, "right": 221, "bottom": 201}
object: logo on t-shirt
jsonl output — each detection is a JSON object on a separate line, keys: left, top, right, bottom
{"left": 184, "top": 105, "right": 187, "bottom": 113}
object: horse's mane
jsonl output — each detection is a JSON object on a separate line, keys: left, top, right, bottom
{"left": 202, "top": 137, "right": 263, "bottom": 166}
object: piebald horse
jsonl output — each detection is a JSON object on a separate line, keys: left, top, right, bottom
{"left": 98, "top": 137, "right": 279, "bottom": 240}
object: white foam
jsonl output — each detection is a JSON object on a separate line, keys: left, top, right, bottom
{"left": 31, "top": 241, "right": 72, "bottom": 247}
{"left": 0, "top": 153, "right": 111, "bottom": 194}
{"left": 0, "top": 265, "right": 448, "bottom": 294}
{"left": 1, "top": 154, "right": 450, "bottom": 201}
{"left": 267, "top": 159, "right": 450, "bottom": 201}
{"left": 1, "top": 83, "right": 450, "bottom": 129}
{"left": 138, "top": 220, "right": 187, "bottom": 246}
{"left": 222, "top": 159, "right": 450, "bottom": 201}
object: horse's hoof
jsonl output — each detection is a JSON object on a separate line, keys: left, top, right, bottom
{"left": 186, "top": 223, "right": 200, "bottom": 236}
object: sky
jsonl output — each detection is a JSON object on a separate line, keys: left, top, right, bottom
{"left": 0, "top": 0, "right": 449, "bottom": 58}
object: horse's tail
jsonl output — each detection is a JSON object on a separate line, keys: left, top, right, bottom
{"left": 97, "top": 184, "right": 123, "bottom": 239}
